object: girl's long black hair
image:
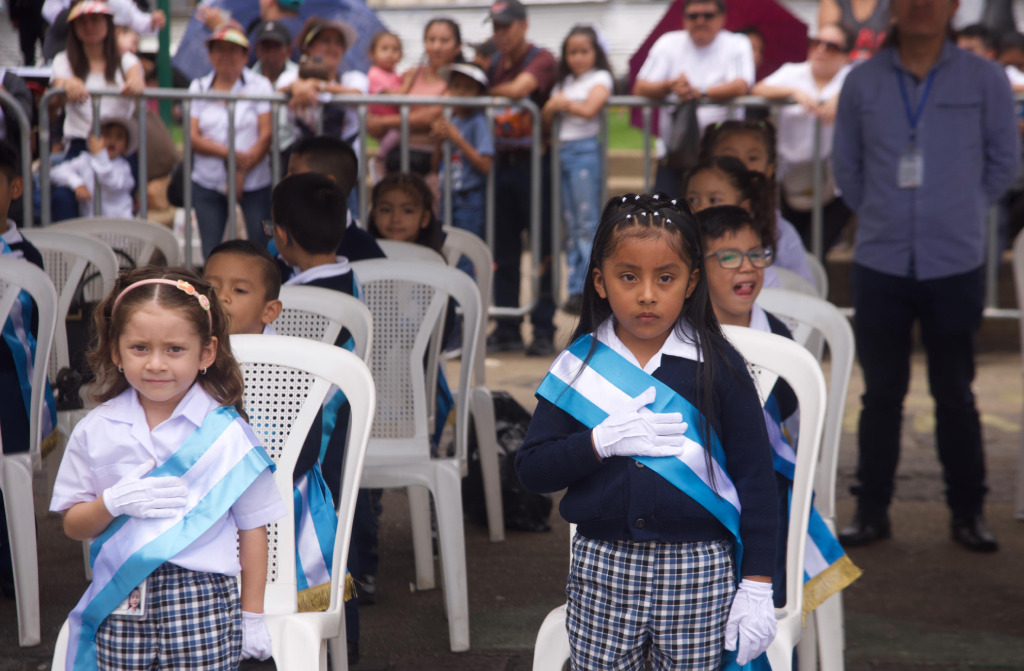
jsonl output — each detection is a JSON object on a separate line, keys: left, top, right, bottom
{"left": 557, "top": 25, "right": 613, "bottom": 83}
{"left": 569, "top": 193, "right": 743, "bottom": 488}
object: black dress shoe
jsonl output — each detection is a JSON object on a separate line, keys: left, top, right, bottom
{"left": 486, "top": 329, "right": 524, "bottom": 353}
{"left": 525, "top": 335, "right": 555, "bottom": 357}
{"left": 838, "top": 513, "right": 891, "bottom": 547}
{"left": 951, "top": 515, "right": 999, "bottom": 553}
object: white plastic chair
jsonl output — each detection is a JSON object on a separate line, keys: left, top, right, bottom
{"left": 51, "top": 335, "right": 376, "bottom": 671}
{"left": 775, "top": 266, "right": 819, "bottom": 298}
{"left": 1013, "top": 229, "right": 1024, "bottom": 520}
{"left": 757, "top": 288, "right": 856, "bottom": 671}
{"left": 350, "top": 259, "right": 482, "bottom": 652}
{"left": 276, "top": 286, "right": 373, "bottom": 362}
{"left": 804, "top": 252, "right": 829, "bottom": 300}
{"left": 529, "top": 329, "right": 826, "bottom": 671}
{"left": 377, "top": 238, "right": 448, "bottom": 264}
{"left": 0, "top": 257, "right": 58, "bottom": 647}
{"left": 441, "top": 227, "right": 505, "bottom": 543}
{"left": 48, "top": 217, "right": 181, "bottom": 268}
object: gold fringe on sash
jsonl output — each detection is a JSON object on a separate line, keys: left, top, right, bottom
{"left": 40, "top": 429, "right": 61, "bottom": 461}
{"left": 296, "top": 573, "right": 358, "bottom": 613}
{"left": 802, "top": 554, "right": 863, "bottom": 617}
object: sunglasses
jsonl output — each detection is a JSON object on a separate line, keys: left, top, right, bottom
{"left": 808, "top": 37, "right": 847, "bottom": 55}
{"left": 685, "top": 10, "right": 720, "bottom": 22}
{"left": 705, "top": 247, "right": 774, "bottom": 269}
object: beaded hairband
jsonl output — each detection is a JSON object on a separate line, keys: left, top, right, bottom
{"left": 111, "top": 278, "right": 213, "bottom": 328}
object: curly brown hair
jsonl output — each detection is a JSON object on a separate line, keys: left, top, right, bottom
{"left": 86, "top": 266, "right": 247, "bottom": 420}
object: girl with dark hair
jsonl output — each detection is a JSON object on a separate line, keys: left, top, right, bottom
{"left": 367, "top": 172, "right": 443, "bottom": 253}
{"left": 542, "top": 25, "right": 613, "bottom": 313}
{"left": 516, "top": 193, "right": 778, "bottom": 669}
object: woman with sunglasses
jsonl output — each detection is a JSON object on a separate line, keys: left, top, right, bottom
{"left": 751, "top": 23, "right": 856, "bottom": 255}
{"left": 818, "top": 0, "right": 889, "bottom": 61}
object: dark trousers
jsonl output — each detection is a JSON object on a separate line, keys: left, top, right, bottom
{"left": 13, "top": 8, "right": 44, "bottom": 65}
{"left": 852, "top": 263, "right": 988, "bottom": 518}
{"left": 492, "top": 150, "right": 555, "bottom": 339}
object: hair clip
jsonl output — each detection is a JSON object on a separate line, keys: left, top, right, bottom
{"left": 621, "top": 196, "right": 628, "bottom": 203}
{"left": 652, "top": 194, "right": 660, "bottom": 200}
{"left": 634, "top": 195, "right": 640, "bottom": 201}
{"left": 113, "top": 278, "right": 213, "bottom": 328}
{"left": 671, "top": 199, "right": 678, "bottom": 206}
{"left": 625, "top": 213, "right": 632, "bottom": 220}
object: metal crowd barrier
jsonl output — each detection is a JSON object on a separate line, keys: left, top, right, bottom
{"left": 33, "top": 87, "right": 1017, "bottom": 319}
{"left": 0, "top": 88, "right": 35, "bottom": 227}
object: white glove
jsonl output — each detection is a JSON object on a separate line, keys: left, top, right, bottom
{"left": 241, "top": 611, "right": 273, "bottom": 660}
{"left": 592, "top": 387, "right": 689, "bottom": 460}
{"left": 102, "top": 459, "right": 188, "bottom": 519}
{"left": 724, "top": 579, "right": 777, "bottom": 665}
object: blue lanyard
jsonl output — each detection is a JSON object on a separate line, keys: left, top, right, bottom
{"left": 897, "top": 69, "right": 937, "bottom": 143}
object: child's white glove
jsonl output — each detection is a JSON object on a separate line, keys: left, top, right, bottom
{"left": 724, "top": 579, "right": 777, "bottom": 665}
{"left": 592, "top": 386, "right": 689, "bottom": 460}
{"left": 241, "top": 611, "right": 273, "bottom": 660}
{"left": 102, "top": 459, "right": 188, "bottom": 519}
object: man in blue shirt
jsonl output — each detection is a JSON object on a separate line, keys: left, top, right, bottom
{"left": 833, "top": 0, "right": 1019, "bottom": 552}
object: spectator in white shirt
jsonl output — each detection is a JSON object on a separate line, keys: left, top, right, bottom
{"left": 51, "top": 115, "right": 136, "bottom": 219}
{"left": 633, "top": 0, "right": 755, "bottom": 196}
{"left": 752, "top": 23, "right": 855, "bottom": 255}
{"left": 249, "top": 20, "right": 299, "bottom": 160}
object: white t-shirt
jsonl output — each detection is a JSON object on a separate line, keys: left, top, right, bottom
{"left": 552, "top": 69, "right": 613, "bottom": 142}
{"left": 50, "top": 149, "right": 135, "bottom": 219}
{"left": 189, "top": 71, "right": 274, "bottom": 193}
{"left": 1005, "top": 64, "right": 1024, "bottom": 89}
{"left": 252, "top": 59, "right": 299, "bottom": 150}
{"left": 760, "top": 62, "right": 851, "bottom": 178}
{"left": 51, "top": 51, "right": 141, "bottom": 140}
{"left": 43, "top": 0, "right": 157, "bottom": 32}
{"left": 50, "top": 384, "right": 285, "bottom": 576}
{"left": 636, "top": 30, "right": 755, "bottom": 143}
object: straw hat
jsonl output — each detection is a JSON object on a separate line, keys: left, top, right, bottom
{"left": 99, "top": 116, "right": 138, "bottom": 155}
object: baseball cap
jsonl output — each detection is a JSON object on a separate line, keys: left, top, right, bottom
{"left": 254, "top": 20, "right": 292, "bottom": 46}
{"left": 439, "top": 63, "right": 490, "bottom": 90}
{"left": 206, "top": 25, "right": 251, "bottom": 51}
{"left": 487, "top": 0, "right": 527, "bottom": 24}
{"left": 68, "top": 1, "right": 113, "bottom": 22}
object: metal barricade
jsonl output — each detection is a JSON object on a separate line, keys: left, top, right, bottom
{"left": 0, "top": 89, "right": 35, "bottom": 227}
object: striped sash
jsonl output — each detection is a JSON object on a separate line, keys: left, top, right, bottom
{"left": 67, "top": 406, "right": 275, "bottom": 671}
{"left": 536, "top": 334, "right": 770, "bottom": 671}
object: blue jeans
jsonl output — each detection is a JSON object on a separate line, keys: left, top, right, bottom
{"left": 191, "top": 182, "right": 271, "bottom": 261}
{"left": 450, "top": 188, "right": 485, "bottom": 276}
{"left": 559, "top": 138, "right": 602, "bottom": 297}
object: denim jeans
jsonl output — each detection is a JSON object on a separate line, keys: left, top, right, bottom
{"left": 191, "top": 182, "right": 271, "bottom": 261}
{"left": 450, "top": 188, "right": 485, "bottom": 276}
{"left": 559, "top": 138, "right": 602, "bottom": 296}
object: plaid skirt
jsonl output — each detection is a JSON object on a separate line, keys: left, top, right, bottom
{"left": 95, "top": 563, "right": 242, "bottom": 671}
{"left": 566, "top": 535, "right": 736, "bottom": 671}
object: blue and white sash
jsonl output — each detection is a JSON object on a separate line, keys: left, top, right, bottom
{"left": 537, "top": 334, "right": 770, "bottom": 671}
{"left": 0, "top": 238, "right": 57, "bottom": 445}
{"left": 66, "top": 406, "right": 275, "bottom": 671}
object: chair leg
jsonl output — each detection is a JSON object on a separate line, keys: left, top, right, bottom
{"left": 51, "top": 619, "right": 70, "bottom": 669}
{"left": 798, "top": 608, "right": 819, "bottom": 671}
{"left": 432, "top": 465, "right": 470, "bottom": 652}
{"left": 408, "top": 486, "right": 435, "bottom": 591}
{"left": 814, "top": 591, "right": 846, "bottom": 671}
{"left": 471, "top": 387, "right": 504, "bottom": 543}
{"left": 3, "top": 460, "right": 41, "bottom": 646}
{"left": 327, "top": 599, "right": 349, "bottom": 671}
{"left": 532, "top": 604, "right": 570, "bottom": 671}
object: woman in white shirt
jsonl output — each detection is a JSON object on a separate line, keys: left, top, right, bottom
{"left": 189, "top": 25, "right": 273, "bottom": 260}
{"left": 752, "top": 23, "right": 854, "bottom": 255}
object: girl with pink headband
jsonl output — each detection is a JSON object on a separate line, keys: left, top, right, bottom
{"left": 50, "top": 266, "right": 285, "bottom": 670}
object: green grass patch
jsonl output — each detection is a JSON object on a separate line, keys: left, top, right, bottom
{"left": 605, "top": 106, "right": 654, "bottom": 152}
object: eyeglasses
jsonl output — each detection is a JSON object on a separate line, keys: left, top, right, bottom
{"left": 685, "top": 10, "right": 720, "bottom": 22}
{"left": 705, "top": 247, "right": 774, "bottom": 269}
{"left": 261, "top": 219, "right": 278, "bottom": 237}
{"left": 808, "top": 37, "right": 847, "bottom": 55}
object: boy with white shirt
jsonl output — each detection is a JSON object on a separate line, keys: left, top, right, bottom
{"left": 51, "top": 116, "right": 136, "bottom": 219}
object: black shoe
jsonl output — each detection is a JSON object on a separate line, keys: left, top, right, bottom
{"left": 486, "top": 329, "right": 524, "bottom": 353}
{"left": 356, "top": 573, "right": 377, "bottom": 605}
{"left": 562, "top": 294, "right": 583, "bottom": 315}
{"left": 838, "top": 512, "right": 891, "bottom": 547}
{"left": 0, "top": 570, "right": 13, "bottom": 599}
{"left": 951, "top": 514, "right": 998, "bottom": 553}
{"left": 347, "top": 641, "right": 359, "bottom": 666}
{"left": 526, "top": 335, "right": 555, "bottom": 357}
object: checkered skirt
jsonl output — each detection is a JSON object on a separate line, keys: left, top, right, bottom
{"left": 95, "top": 563, "right": 242, "bottom": 671}
{"left": 566, "top": 535, "right": 736, "bottom": 671}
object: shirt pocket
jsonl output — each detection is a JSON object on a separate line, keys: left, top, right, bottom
{"left": 90, "top": 462, "right": 137, "bottom": 492}
{"left": 928, "top": 99, "right": 983, "bottom": 151}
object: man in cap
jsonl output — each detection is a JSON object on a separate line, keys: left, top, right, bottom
{"left": 485, "top": 0, "right": 559, "bottom": 356}
{"left": 251, "top": 20, "right": 299, "bottom": 159}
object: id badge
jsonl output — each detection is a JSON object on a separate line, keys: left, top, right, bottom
{"left": 110, "top": 578, "right": 148, "bottom": 619}
{"left": 898, "top": 146, "right": 924, "bottom": 189}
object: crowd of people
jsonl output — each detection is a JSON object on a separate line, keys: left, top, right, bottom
{"left": 0, "top": 0, "right": 1022, "bottom": 668}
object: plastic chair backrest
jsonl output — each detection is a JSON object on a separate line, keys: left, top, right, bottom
{"left": 231, "top": 334, "right": 375, "bottom": 615}
{"left": 350, "top": 259, "right": 481, "bottom": 462}
{"left": 756, "top": 288, "right": 854, "bottom": 522}
{"left": 441, "top": 227, "right": 492, "bottom": 386}
{"left": 22, "top": 229, "right": 119, "bottom": 379}
{"left": 0, "top": 257, "right": 58, "bottom": 465}
{"left": 774, "top": 267, "right": 819, "bottom": 298}
{"left": 377, "top": 239, "right": 447, "bottom": 264}
{"left": 723, "top": 325, "right": 826, "bottom": 643}
{"left": 804, "top": 252, "right": 829, "bottom": 300}
{"left": 48, "top": 217, "right": 181, "bottom": 268}
{"left": 276, "top": 285, "right": 373, "bottom": 362}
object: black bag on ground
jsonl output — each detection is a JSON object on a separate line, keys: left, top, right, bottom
{"left": 462, "top": 391, "right": 552, "bottom": 533}
{"left": 663, "top": 99, "right": 701, "bottom": 173}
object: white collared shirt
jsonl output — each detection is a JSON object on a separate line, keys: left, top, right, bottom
{"left": 594, "top": 316, "right": 700, "bottom": 375}
{"left": 283, "top": 259, "right": 352, "bottom": 286}
{"left": 50, "top": 384, "right": 285, "bottom": 576}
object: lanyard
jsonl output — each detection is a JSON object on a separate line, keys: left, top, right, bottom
{"left": 897, "top": 69, "right": 937, "bottom": 143}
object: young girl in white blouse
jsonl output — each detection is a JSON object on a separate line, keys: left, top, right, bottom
{"left": 542, "top": 25, "right": 613, "bottom": 313}
{"left": 50, "top": 267, "right": 285, "bottom": 671}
